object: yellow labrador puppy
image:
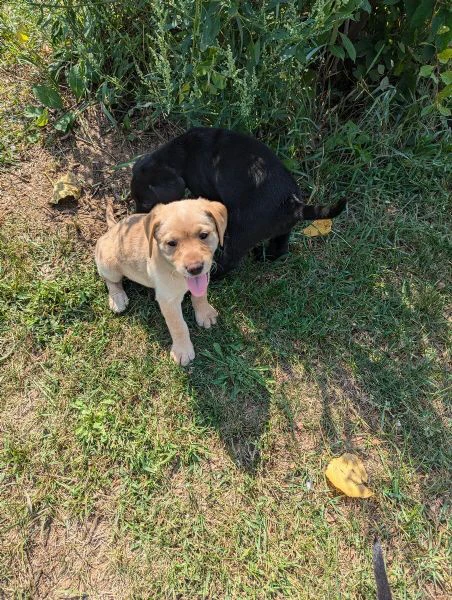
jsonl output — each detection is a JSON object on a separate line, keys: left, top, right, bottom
{"left": 95, "top": 198, "right": 227, "bottom": 365}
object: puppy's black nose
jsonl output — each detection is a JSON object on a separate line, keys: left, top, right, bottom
{"left": 186, "top": 262, "right": 204, "bottom": 276}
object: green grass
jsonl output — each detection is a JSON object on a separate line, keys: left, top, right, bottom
{"left": 1, "top": 103, "right": 450, "bottom": 597}
{"left": 1, "top": 3, "right": 451, "bottom": 597}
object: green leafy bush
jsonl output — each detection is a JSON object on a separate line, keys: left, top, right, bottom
{"left": 346, "top": 0, "right": 452, "bottom": 116}
{"left": 5, "top": 1, "right": 452, "bottom": 134}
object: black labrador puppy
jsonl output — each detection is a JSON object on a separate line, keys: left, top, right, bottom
{"left": 131, "top": 127, "right": 346, "bottom": 278}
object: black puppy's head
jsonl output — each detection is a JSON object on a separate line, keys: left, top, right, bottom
{"left": 131, "top": 160, "right": 186, "bottom": 213}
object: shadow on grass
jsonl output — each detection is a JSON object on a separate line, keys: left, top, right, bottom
{"left": 123, "top": 277, "right": 271, "bottom": 473}
{"left": 188, "top": 345, "right": 271, "bottom": 473}
{"left": 119, "top": 218, "right": 449, "bottom": 482}
{"left": 232, "top": 237, "right": 450, "bottom": 485}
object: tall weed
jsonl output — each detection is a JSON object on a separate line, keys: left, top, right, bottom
{"left": 3, "top": 1, "right": 451, "bottom": 138}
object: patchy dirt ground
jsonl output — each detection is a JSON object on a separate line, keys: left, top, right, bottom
{"left": 1, "top": 63, "right": 450, "bottom": 600}
{"left": 0, "top": 92, "right": 179, "bottom": 597}
{"left": 0, "top": 104, "right": 180, "bottom": 243}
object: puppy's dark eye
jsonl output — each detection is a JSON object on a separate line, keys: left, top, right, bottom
{"left": 199, "top": 232, "right": 209, "bottom": 240}
{"left": 167, "top": 240, "right": 177, "bottom": 247}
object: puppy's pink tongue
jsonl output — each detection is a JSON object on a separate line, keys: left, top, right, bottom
{"left": 186, "top": 273, "right": 209, "bottom": 297}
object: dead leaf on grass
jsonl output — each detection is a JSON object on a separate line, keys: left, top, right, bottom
{"left": 303, "top": 219, "right": 333, "bottom": 237}
{"left": 16, "top": 30, "right": 29, "bottom": 44}
{"left": 325, "top": 453, "right": 374, "bottom": 498}
{"left": 52, "top": 173, "right": 82, "bottom": 205}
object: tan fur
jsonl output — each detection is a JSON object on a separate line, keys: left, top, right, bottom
{"left": 95, "top": 198, "right": 228, "bottom": 366}
{"left": 105, "top": 197, "right": 116, "bottom": 229}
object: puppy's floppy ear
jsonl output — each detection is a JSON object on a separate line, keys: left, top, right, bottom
{"left": 204, "top": 200, "right": 228, "bottom": 246}
{"left": 145, "top": 205, "right": 162, "bottom": 258}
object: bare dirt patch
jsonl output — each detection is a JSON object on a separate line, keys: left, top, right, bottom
{"left": 1, "top": 511, "right": 127, "bottom": 598}
{"left": 0, "top": 101, "right": 181, "bottom": 246}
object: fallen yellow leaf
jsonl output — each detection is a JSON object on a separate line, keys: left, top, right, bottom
{"left": 325, "top": 453, "right": 374, "bottom": 498}
{"left": 52, "top": 173, "right": 82, "bottom": 205}
{"left": 302, "top": 219, "right": 332, "bottom": 237}
{"left": 16, "top": 30, "right": 29, "bottom": 44}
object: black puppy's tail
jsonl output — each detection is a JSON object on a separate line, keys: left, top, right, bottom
{"left": 302, "top": 197, "right": 347, "bottom": 221}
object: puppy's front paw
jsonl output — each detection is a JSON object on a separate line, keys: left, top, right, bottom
{"left": 195, "top": 304, "right": 218, "bottom": 328}
{"left": 109, "top": 291, "right": 129, "bottom": 313}
{"left": 170, "top": 342, "right": 195, "bottom": 366}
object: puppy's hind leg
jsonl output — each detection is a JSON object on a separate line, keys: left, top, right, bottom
{"left": 252, "top": 242, "right": 266, "bottom": 262}
{"left": 96, "top": 247, "right": 129, "bottom": 313}
{"left": 266, "top": 230, "right": 291, "bottom": 261}
{"left": 97, "top": 265, "right": 129, "bottom": 313}
{"left": 105, "top": 278, "right": 129, "bottom": 313}
{"left": 252, "top": 231, "right": 291, "bottom": 263}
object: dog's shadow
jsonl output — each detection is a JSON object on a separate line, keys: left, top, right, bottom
{"left": 120, "top": 230, "right": 450, "bottom": 489}
{"left": 187, "top": 333, "right": 271, "bottom": 474}
{"left": 123, "top": 273, "right": 271, "bottom": 474}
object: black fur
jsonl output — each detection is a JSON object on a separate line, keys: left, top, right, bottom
{"left": 131, "top": 127, "right": 346, "bottom": 278}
